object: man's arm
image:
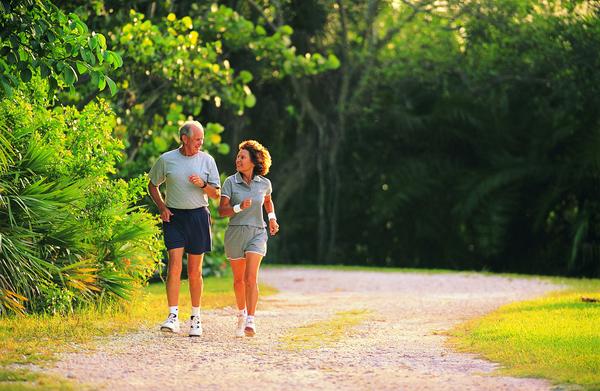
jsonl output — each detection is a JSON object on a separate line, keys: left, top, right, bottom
{"left": 189, "top": 175, "right": 221, "bottom": 199}
{"left": 148, "top": 180, "right": 173, "bottom": 222}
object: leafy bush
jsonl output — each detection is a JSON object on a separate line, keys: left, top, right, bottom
{"left": 0, "top": 85, "right": 161, "bottom": 315}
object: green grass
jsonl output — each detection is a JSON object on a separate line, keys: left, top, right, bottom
{"left": 448, "top": 278, "right": 600, "bottom": 390}
{"left": 279, "top": 309, "right": 372, "bottom": 351}
{"left": 0, "top": 275, "right": 276, "bottom": 389}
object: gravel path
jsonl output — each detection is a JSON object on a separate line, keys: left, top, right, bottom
{"left": 50, "top": 268, "right": 561, "bottom": 390}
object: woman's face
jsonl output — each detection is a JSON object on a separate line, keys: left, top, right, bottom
{"left": 236, "top": 149, "right": 255, "bottom": 173}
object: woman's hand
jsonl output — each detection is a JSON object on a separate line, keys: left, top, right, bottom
{"left": 269, "top": 218, "right": 279, "bottom": 236}
{"left": 240, "top": 198, "right": 252, "bottom": 209}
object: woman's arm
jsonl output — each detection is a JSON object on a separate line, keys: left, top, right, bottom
{"left": 218, "top": 196, "right": 235, "bottom": 217}
{"left": 219, "top": 196, "right": 252, "bottom": 217}
{"left": 264, "top": 194, "right": 279, "bottom": 235}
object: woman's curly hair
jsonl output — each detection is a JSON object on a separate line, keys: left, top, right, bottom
{"left": 239, "top": 140, "right": 272, "bottom": 176}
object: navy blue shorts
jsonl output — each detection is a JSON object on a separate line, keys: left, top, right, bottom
{"left": 162, "top": 207, "right": 212, "bottom": 255}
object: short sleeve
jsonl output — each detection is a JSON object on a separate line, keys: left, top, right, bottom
{"left": 221, "top": 177, "right": 232, "bottom": 199}
{"left": 265, "top": 178, "right": 272, "bottom": 196}
{"left": 148, "top": 156, "right": 166, "bottom": 186}
{"left": 207, "top": 156, "right": 221, "bottom": 188}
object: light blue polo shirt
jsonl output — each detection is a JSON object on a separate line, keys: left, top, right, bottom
{"left": 149, "top": 149, "right": 220, "bottom": 209}
{"left": 221, "top": 172, "right": 272, "bottom": 228}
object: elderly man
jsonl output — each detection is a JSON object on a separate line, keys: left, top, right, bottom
{"left": 148, "top": 121, "right": 221, "bottom": 337}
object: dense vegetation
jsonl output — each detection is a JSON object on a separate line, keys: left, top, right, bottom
{"left": 1, "top": 0, "right": 599, "bottom": 315}
{"left": 222, "top": 1, "right": 600, "bottom": 277}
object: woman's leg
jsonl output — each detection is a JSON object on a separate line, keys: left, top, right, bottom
{"left": 230, "top": 258, "right": 247, "bottom": 310}
{"left": 244, "top": 252, "right": 263, "bottom": 315}
{"left": 187, "top": 254, "right": 204, "bottom": 308}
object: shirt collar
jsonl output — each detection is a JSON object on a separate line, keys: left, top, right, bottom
{"left": 234, "top": 172, "right": 262, "bottom": 184}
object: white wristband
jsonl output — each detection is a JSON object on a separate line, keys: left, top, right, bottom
{"left": 268, "top": 212, "right": 277, "bottom": 220}
{"left": 233, "top": 204, "right": 242, "bottom": 213}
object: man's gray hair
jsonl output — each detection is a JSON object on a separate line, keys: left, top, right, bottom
{"left": 179, "top": 120, "right": 204, "bottom": 139}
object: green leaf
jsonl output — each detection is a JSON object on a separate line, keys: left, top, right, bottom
{"left": 0, "top": 75, "right": 13, "bottom": 97}
{"left": 239, "top": 70, "right": 253, "bottom": 83}
{"left": 326, "top": 54, "right": 340, "bottom": 69}
{"left": 75, "top": 61, "right": 88, "bottom": 74}
{"left": 279, "top": 25, "right": 293, "bottom": 35}
{"left": 255, "top": 25, "right": 266, "bottom": 36}
{"left": 89, "top": 36, "right": 98, "bottom": 50}
{"left": 244, "top": 94, "right": 256, "bottom": 108}
{"left": 20, "top": 67, "right": 32, "bottom": 82}
{"left": 62, "top": 65, "right": 78, "bottom": 85}
{"left": 96, "top": 33, "right": 107, "bottom": 49}
{"left": 91, "top": 70, "right": 100, "bottom": 88}
{"left": 98, "top": 74, "right": 106, "bottom": 91}
{"left": 113, "top": 52, "right": 123, "bottom": 68}
{"left": 206, "top": 122, "right": 225, "bottom": 134}
{"left": 40, "top": 62, "right": 50, "bottom": 78}
{"left": 105, "top": 76, "right": 117, "bottom": 96}
{"left": 217, "top": 143, "right": 230, "bottom": 155}
{"left": 46, "top": 30, "right": 56, "bottom": 43}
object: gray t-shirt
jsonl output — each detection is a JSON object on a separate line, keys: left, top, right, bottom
{"left": 149, "top": 149, "right": 220, "bottom": 209}
{"left": 221, "top": 172, "right": 272, "bottom": 228}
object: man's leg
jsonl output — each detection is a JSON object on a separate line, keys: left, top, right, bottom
{"left": 187, "top": 253, "right": 204, "bottom": 307}
{"left": 187, "top": 253, "right": 204, "bottom": 337}
{"left": 166, "top": 247, "right": 185, "bottom": 306}
{"left": 161, "top": 247, "right": 184, "bottom": 333}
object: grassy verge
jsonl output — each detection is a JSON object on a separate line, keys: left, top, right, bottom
{"left": 279, "top": 309, "right": 372, "bottom": 351}
{"left": 0, "top": 275, "right": 276, "bottom": 390}
{"left": 448, "top": 277, "right": 600, "bottom": 390}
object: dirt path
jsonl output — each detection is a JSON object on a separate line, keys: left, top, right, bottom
{"left": 50, "top": 268, "right": 561, "bottom": 390}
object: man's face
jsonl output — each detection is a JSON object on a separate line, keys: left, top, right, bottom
{"left": 183, "top": 126, "right": 204, "bottom": 154}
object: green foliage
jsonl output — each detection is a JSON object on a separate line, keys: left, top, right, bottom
{"left": 225, "top": 0, "right": 600, "bottom": 276}
{"left": 0, "top": 86, "right": 161, "bottom": 315}
{"left": 60, "top": 3, "right": 338, "bottom": 179}
{"left": 0, "top": 0, "right": 122, "bottom": 98}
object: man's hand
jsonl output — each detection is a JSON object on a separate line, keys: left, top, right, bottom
{"left": 189, "top": 175, "right": 205, "bottom": 188}
{"left": 240, "top": 198, "right": 252, "bottom": 210}
{"left": 160, "top": 206, "right": 174, "bottom": 222}
{"left": 269, "top": 218, "right": 279, "bottom": 236}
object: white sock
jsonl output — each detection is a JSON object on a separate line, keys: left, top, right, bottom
{"left": 169, "top": 306, "right": 178, "bottom": 317}
{"left": 191, "top": 306, "right": 200, "bottom": 317}
{"left": 238, "top": 308, "right": 247, "bottom": 317}
{"left": 246, "top": 315, "right": 255, "bottom": 323}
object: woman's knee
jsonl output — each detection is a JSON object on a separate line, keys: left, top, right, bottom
{"left": 244, "top": 274, "right": 258, "bottom": 287}
{"left": 233, "top": 277, "right": 245, "bottom": 289}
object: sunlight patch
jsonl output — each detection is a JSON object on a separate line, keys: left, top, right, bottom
{"left": 279, "top": 309, "right": 372, "bottom": 351}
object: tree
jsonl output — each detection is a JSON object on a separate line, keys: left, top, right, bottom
{"left": 0, "top": 0, "right": 122, "bottom": 98}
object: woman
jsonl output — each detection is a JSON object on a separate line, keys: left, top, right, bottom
{"left": 219, "top": 140, "right": 279, "bottom": 337}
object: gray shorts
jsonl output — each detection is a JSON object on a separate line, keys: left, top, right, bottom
{"left": 224, "top": 226, "right": 268, "bottom": 259}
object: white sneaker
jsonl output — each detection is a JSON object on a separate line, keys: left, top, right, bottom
{"left": 235, "top": 314, "right": 246, "bottom": 338}
{"left": 160, "top": 313, "right": 180, "bottom": 333}
{"left": 189, "top": 315, "right": 203, "bottom": 337}
{"left": 244, "top": 317, "right": 256, "bottom": 337}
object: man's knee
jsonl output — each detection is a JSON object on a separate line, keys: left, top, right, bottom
{"left": 167, "top": 262, "right": 182, "bottom": 276}
{"left": 188, "top": 269, "right": 203, "bottom": 283}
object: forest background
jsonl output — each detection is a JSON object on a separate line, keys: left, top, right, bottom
{"left": 1, "top": 0, "right": 599, "bottom": 315}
